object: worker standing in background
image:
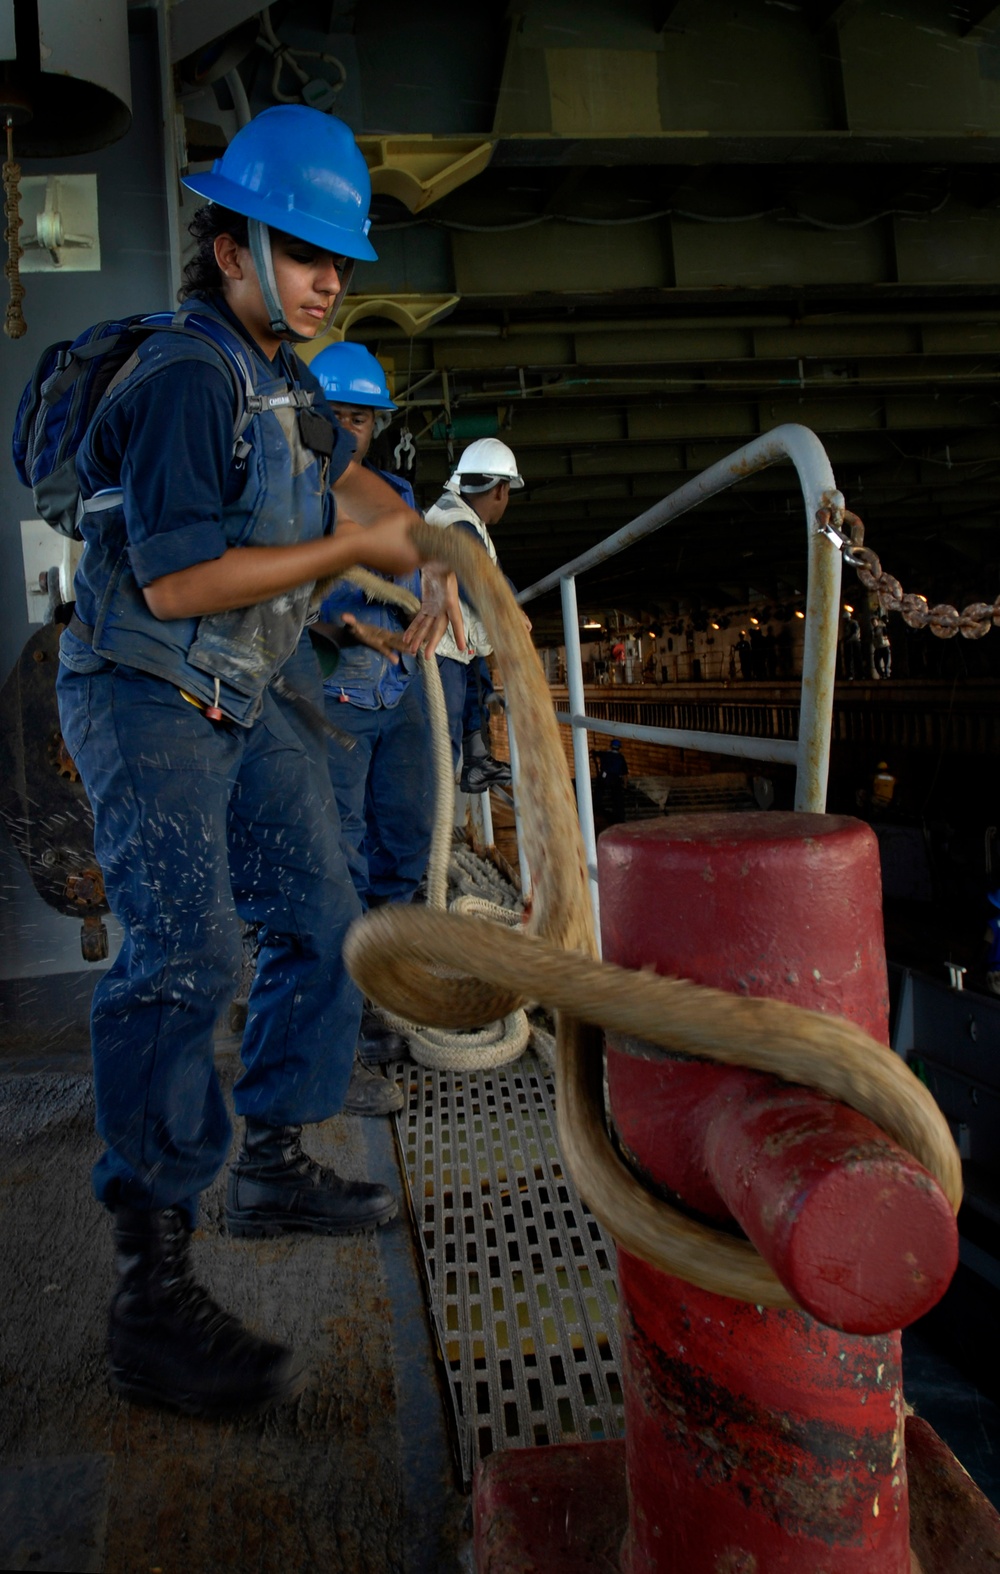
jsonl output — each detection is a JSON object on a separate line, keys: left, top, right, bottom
{"left": 310, "top": 341, "right": 429, "bottom": 1075}
{"left": 842, "top": 606, "right": 863, "bottom": 679}
{"left": 873, "top": 615, "right": 892, "bottom": 678}
{"left": 51, "top": 107, "right": 462, "bottom": 1419}
{"left": 594, "top": 737, "right": 629, "bottom": 823}
{"left": 423, "top": 438, "right": 529, "bottom": 792}
{"left": 871, "top": 760, "right": 897, "bottom": 811}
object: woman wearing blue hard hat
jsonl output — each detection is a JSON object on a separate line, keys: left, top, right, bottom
{"left": 54, "top": 105, "right": 463, "bottom": 1419}
{"left": 309, "top": 343, "right": 434, "bottom": 1064}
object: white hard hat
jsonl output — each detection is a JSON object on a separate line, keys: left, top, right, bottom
{"left": 447, "top": 437, "right": 524, "bottom": 492}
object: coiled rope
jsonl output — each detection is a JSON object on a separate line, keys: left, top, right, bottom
{"left": 344, "top": 521, "right": 963, "bottom": 1309}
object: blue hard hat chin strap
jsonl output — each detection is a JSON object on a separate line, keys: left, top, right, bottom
{"left": 248, "top": 219, "right": 308, "bottom": 343}
{"left": 248, "top": 218, "right": 355, "bottom": 344}
{"left": 332, "top": 257, "right": 355, "bottom": 323}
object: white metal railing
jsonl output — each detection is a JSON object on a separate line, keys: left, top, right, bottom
{"left": 506, "top": 424, "right": 846, "bottom": 926}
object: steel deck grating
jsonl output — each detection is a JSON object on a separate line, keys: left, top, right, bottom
{"left": 394, "top": 1050, "right": 625, "bottom": 1483}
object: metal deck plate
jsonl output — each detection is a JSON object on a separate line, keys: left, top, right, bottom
{"left": 395, "top": 1050, "right": 625, "bottom": 1483}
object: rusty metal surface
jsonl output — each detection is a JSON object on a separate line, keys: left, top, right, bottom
{"left": 395, "top": 1049, "right": 625, "bottom": 1484}
{"left": 905, "top": 1415, "right": 1000, "bottom": 1572}
{"left": 474, "top": 1439, "right": 628, "bottom": 1574}
{"left": 471, "top": 1420, "right": 1000, "bottom": 1574}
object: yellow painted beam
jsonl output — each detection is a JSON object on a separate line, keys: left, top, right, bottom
{"left": 298, "top": 294, "right": 461, "bottom": 359}
{"left": 357, "top": 135, "right": 495, "bottom": 213}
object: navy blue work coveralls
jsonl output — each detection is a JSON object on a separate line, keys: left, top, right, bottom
{"left": 319, "top": 468, "right": 433, "bottom": 907}
{"left": 433, "top": 652, "right": 497, "bottom": 767}
{"left": 595, "top": 748, "right": 628, "bottom": 822}
{"left": 55, "top": 296, "right": 362, "bottom": 1225}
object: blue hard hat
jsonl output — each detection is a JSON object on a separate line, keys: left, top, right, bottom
{"left": 610, "top": 738, "right": 622, "bottom": 749}
{"left": 310, "top": 342, "right": 397, "bottom": 409}
{"left": 182, "top": 106, "right": 378, "bottom": 262}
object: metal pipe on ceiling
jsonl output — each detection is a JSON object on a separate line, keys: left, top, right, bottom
{"left": 387, "top": 311, "right": 1000, "bottom": 339}
{"left": 438, "top": 372, "right": 1000, "bottom": 401}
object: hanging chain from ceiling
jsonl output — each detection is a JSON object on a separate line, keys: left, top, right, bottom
{"left": 818, "top": 507, "right": 1000, "bottom": 640}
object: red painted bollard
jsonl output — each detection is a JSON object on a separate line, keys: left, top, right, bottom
{"left": 600, "top": 812, "right": 958, "bottom": 1574}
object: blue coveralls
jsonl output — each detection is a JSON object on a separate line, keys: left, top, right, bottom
{"left": 319, "top": 468, "right": 433, "bottom": 908}
{"left": 595, "top": 748, "right": 628, "bottom": 822}
{"left": 433, "top": 653, "right": 497, "bottom": 768}
{"left": 56, "top": 297, "right": 361, "bottom": 1224}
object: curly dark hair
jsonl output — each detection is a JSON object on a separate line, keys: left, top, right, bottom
{"left": 178, "top": 204, "right": 250, "bottom": 301}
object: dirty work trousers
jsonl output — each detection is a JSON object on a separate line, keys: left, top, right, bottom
{"left": 436, "top": 654, "right": 496, "bottom": 770}
{"left": 56, "top": 657, "right": 362, "bottom": 1225}
{"left": 324, "top": 673, "right": 433, "bottom": 909}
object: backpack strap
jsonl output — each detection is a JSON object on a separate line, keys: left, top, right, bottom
{"left": 89, "top": 309, "right": 264, "bottom": 465}
{"left": 149, "top": 309, "right": 316, "bottom": 456}
{"left": 161, "top": 308, "right": 260, "bottom": 460}
{"left": 41, "top": 332, "right": 130, "bottom": 407}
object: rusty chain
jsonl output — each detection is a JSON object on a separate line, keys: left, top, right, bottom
{"left": 3, "top": 117, "right": 26, "bottom": 340}
{"left": 816, "top": 503, "right": 1000, "bottom": 640}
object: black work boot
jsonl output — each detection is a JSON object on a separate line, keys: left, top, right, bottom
{"left": 343, "top": 1059, "right": 404, "bottom": 1117}
{"left": 460, "top": 729, "right": 512, "bottom": 793}
{"left": 357, "top": 1005, "right": 410, "bottom": 1066}
{"left": 109, "top": 1205, "right": 306, "bottom": 1416}
{"left": 226, "top": 1121, "right": 398, "bottom": 1238}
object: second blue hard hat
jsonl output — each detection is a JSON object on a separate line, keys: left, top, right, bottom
{"left": 310, "top": 342, "right": 397, "bottom": 409}
{"left": 182, "top": 105, "right": 378, "bottom": 262}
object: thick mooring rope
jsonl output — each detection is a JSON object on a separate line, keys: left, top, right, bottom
{"left": 344, "top": 521, "right": 963, "bottom": 1309}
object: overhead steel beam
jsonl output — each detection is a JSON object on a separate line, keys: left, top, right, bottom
{"left": 374, "top": 310, "right": 1000, "bottom": 341}
{"left": 954, "top": 3, "right": 1000, "bottom": 34}
{"left": 809, "top": 2, "right": 866, "bottom": 32}
{"left": 408, "top": 394, "right": 1000, "bottom": 448}
{"left": 492, "top": 131, "right": 1000, "bottom": 167}
{"left": 168, "top": 0, "right": 260, "bottom": 62}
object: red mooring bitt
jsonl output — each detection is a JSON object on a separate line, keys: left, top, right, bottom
{"left": 598, "top": 812, "right": 957, "bottom": 1573}
{"left": 473, "top": 812, "right": 964, "bottom": 1573}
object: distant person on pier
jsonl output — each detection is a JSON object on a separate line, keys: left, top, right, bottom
{"left": 594, "top": 737, "right": 629, "bottom": 823}
{"left": 873, "top": 616, "right": 892, "bottom": 679}
{"left": 871, "top": 760, "right": 896, "bottom": 812}
{"left": 841, "top": 609, "right": 863, "bottom": 679}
